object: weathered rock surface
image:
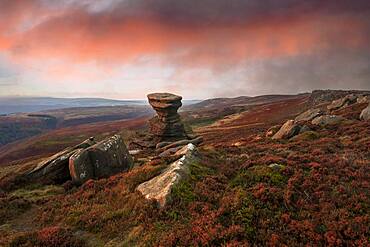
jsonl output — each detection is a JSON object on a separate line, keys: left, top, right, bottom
{"left": 158, "top": 146, "right": 185, "bottom": 158}
{"left": 311, "top": 115, "right": 346, "bottom": 126}
{"left": 357, "top": 95, "right": 370, "bottom": 104}
{"left": 327, "top": 94, "right": 357, "bottom": 111}
{"left": 137, "top": 144, "right": 197, "bottom": 207}
{"left": 360, "top": 103, "right": 370, "bottom": 120}
{"left": 147, "top": 93, "right": 187, "bottom": 140}
{"left": 69, "top": 135, "right": 134, "bottom": 184}
{"left": 26, "top": 138, "right": 96, "bottom": 183}
{"left": 157, "top": 137, "right": 203, "bottom": 154}
{"left": 295, "top": 108, "right": 323, "bottom": 122}
{"left": 299, "top": 125, "right": 311, "bottom": 134}
{"left": 265, "top": 125, "right": 281, "bottom": 137}
{"left": 272, "top": 120, "right": 301, "bottom": 140}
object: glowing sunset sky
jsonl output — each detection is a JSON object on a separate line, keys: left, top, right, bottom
{"left": 0, "top": 0, "right": 370, "bottom": 99}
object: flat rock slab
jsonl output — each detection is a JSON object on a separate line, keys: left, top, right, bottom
{"left": 311, "top": 115, "right": 346, "bottom": 126}
{"left": 157, "top": 137, "right": 203, "bottom": 154}
{"left": 137, "top": 144, "right": 197, "bottom": 208}
{"left": 295, "top": 108, "right": 323, "bottom": 122}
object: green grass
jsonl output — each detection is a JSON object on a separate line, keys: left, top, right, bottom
{"left": 230, "top": 165, "right": 287, "bottom": 188}
{"left": 11, "top": 184, "right": 64, "bottom": 201}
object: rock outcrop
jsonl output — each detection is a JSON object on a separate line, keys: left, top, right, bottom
{"left": 137, "top": 143, "right": 197, "bottom": 207}
{"left": 295, "top": 108, "right": 323, "bottom": 122}
{"left": 26, "top": 138, "right": 96, "bottom": 183}
{"left": 311, "top": 115, "right": 346, "bottom": 126}
{"left": 272, "top": 120, "right": 301, "bottom": 140}
{"left": 26, "top": 135, "right": 133, "bottom": 185}
{"left": 360, "top": 103, "right": 370, "bottom": 120}
{"left": 327, "top": 94, "right": 358, "bottom": 111}
{"left": 69, "top": 135, "right": 134, "bottom": 185}
{"left": 147, "top": 93, "right": 187, "bottom": 141}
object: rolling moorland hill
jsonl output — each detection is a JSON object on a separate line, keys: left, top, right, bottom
{"left": 0, "top": 105, "right": 153, "bottom": 147}
{"left": 0, "top": 89, "right": 369, "bottom": 246}
{"left": 0, "top": 97, "right": 148, "bottom": 115}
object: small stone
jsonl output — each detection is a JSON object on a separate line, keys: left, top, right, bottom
{"left": 268, "top": 163, "right": 285, "bottom": 171}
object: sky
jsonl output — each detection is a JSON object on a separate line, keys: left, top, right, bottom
{"left": 0, "top": 0, "right": 370, "bottom": 99}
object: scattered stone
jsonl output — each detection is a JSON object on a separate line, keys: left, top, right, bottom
{"left": 265, "top": 125, "right": 281, "bottom": 137}
{"left": 137, "top": 144, "right": 197, "bottom": 208}
{"left": 26, "top": 138, "right": 96, "bottom": 183}
{"left": 272, "top": 120, "right": 301, "bottom": 140}
{"left": 311, "top": 115, "right": 346, "bottom": 126}
{"left": 69, "top": 135, "right": 134, "bottom": 185}
{"left": 158, "top": 146, "right": 185, "bottom": 158}
{"left": 147, "top": 93, "right": 187, "bottom": 140}
{"left": 357, "top": 95, "right": 370, "bottom": 104}
{"left": 129, "top": 149, "right": 141, "bottom": 155}
{"left": 360, "top": 103, "right": 370, "bottom": 120}
{"left": 174, "top": 143, "right": 196, "bottom": 156}
{"left": 268, "top": 163, "right": 285, "bottom": 171}
{"left": 295, "top": 108, "right": 323, "bottom": 122}
{"left": 156, "top": 136, "right": 203, "bottom": 154}
{"left": 327, "top": 94, "right": 357, "bottom": 111}
{"left": 156, "top": 141, "right": 172, "bottom": 149}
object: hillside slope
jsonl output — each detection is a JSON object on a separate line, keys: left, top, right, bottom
{"left": 0, "top": 90, "right": 369, "bottom": 246}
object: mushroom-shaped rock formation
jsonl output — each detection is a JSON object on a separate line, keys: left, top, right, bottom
{"left": 147, "top": 93, "right": 187, "bottom": 141}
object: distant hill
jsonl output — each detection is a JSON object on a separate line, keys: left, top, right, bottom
{"left": 0, "top": 97, "right": 201, "bottom": 115}
{"left": 0, "top": 97, "right": 148, "bottom": 115}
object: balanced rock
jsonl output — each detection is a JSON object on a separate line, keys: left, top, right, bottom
{"left": 69, "top": 135, "right": 133, "bottom": 185}
{"left": 147, "top": 93, "right": 187, "bottom": 140}
{"left": 360, "top": 103, "right": 370, "bottom": 120}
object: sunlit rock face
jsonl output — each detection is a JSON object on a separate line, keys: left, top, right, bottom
{"left": 147, "top": 93, "right": 187, "bottom": 141}
{"left": 136, "top": 143, "right": 197, "bottom": 208}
